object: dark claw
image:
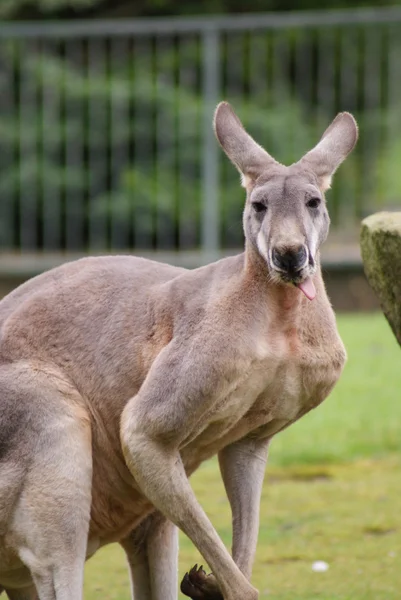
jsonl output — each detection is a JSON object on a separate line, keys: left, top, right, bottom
{"left": 180, "top": 564, "right": 224, "bottom": 600}
{"left": 181, "top": 571, "right": 201, "bottom": 599}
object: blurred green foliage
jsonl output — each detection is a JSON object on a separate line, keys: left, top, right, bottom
{"left": 0, "top": 0, "right": 98, "bottom": 18}
{"left": 2, "top": 0, "right": 399, "bottom": 19}
{"left": 0, "top": 3, "right": 400, "bottom": 250}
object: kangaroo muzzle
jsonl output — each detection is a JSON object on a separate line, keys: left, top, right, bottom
{"left": 271, "top": 245, "right": 308, "bottom": 275}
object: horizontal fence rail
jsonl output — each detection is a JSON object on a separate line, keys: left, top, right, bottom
{"left": 0, "top": 7, "right": 400, "bottom": 254}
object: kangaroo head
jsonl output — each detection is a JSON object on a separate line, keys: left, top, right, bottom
{"left": 214, "top": 102, "right": 358, "bottom": 300}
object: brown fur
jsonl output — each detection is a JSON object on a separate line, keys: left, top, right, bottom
{"left": 0, "top": 103, "right": 357, "bottom": 600}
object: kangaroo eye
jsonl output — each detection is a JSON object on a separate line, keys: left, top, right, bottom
{"left": 306, "top": 197, "right": 321, "bottom": 209}
{"left": 252, "top": 202, "right": 266, "bottom": 214}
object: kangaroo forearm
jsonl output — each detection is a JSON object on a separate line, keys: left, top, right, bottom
{"left": 121, "top": 430, "right": 253, "bottom": 600}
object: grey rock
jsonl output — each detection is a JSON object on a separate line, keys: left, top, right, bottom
{"left": 360, "top": 211, "right": 401, "bottom": 346}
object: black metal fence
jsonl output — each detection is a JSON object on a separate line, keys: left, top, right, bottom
{"left": 0, "top": 7, "right": 401, "bottom": 255}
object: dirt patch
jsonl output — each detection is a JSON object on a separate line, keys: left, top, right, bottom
{"left": 269, "top": 468, "right": 333, "bottom": 483}
{"left": 364, "top": 526, "right": 397, "bottom": 536}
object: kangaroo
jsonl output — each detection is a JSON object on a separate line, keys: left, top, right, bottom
{"left": 0, "top": 102, "right": 357, "bottom": 600}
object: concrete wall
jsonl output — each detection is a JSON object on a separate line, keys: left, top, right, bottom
{"left": 0, "top": 248, "right": 378, "bottom": 312}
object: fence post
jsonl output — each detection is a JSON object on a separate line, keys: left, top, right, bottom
{"left": 201, "top": 27, "right": 220, "bottom": 257}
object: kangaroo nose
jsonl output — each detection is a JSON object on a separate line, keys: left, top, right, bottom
{"left": 272, "top": 246, "right": 307, "bottom": 273}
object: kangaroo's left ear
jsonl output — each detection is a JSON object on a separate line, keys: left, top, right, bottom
{"left": 297, "top": 112, "right": 358, "bottom": 191}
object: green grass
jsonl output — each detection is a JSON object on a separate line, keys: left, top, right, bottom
{"left": 270, "top": 312, "right": 401, "bottom": 466}
{"left": 84, "top": 313, "right": 401, "bottom": 599}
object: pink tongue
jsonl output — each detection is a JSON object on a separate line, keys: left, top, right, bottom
{"left": 296, "top": 277, "right": 316, "bottom": 301}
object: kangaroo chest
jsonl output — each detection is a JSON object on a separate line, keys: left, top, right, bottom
{"left": 181, "top": 328, "right": 345, "bottom": 468}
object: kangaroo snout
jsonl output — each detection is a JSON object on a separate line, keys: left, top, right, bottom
{"left": 271, "top": 245, "right": 308, "bottom": 274}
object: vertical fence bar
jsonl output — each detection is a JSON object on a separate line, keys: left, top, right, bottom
{"left": 110, "top": 37, "right": 130, "bottom": 249}
{"left": 316, "top": 27, "right": 339, "bottom": 222}
{"left": 287, "top": 31, "right": 299, "bottom": 162}
{"left": 249, "top": 32, "right": 268, "bottom": 100}
{"left": 64, "top": 39, "right": 85, "bottom": 250}
{"left": 384, "top": 23, "right": 401, "bottom": 210}
{"left": 294, "top": 30, "right": 314, "bottom": 153}
{"left": 271, "top": 30, "right": 292, "bottom": 162}
{"left": 201, "top": 27, "right": 220, "bottom": 255}
{"left": 41, "top": 40, "right": 62, "bottom": 250}
{"left": 338, "top": 27, "right": 359, "bottom": 226}
{"left": 18, "top": 38, "right": 38, "bottom": 251}
{"left": 88, "top": 38, "right": 108, "bottom": 250}
{"left": 294, "top": 30, "right": 313, "bottom": 111}
{"left": 316, "top": 28, "right": 336, "bottom": 129}
{"left": 0, "top": 39, "right": 16, "bottom": 249}
{"left": 221, "top": 31, "right": 245, "bottom": 248}
{"left": 155, "top": 35, "right": 175, "bottom": 250}
{"left": 248, "top": 34, "right": 268, "bottom": 167}
{"left": 126, "top": 37, "right": 135, "bottom": 248}
{"left": 362, "top": 25, "right": 381, "bottom": 216}
{"left": 177, "top": 34, "right": 200, "bottom": 250}
{"left": 225, "top": 32, "right": 244, "bottom": 101}
{"left": 219, "top": 33, "right": 230, "bottom": 249}
{"left": 133, "top": 36, "right": 154, "bottom": 249}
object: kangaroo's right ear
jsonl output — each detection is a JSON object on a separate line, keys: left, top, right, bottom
{"left": 214, "top": 102, "right": 278, "bottom": 188}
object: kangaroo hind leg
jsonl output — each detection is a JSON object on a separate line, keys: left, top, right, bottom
{"left": 1, "top": 364, "right": 92, "bottom": 600}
